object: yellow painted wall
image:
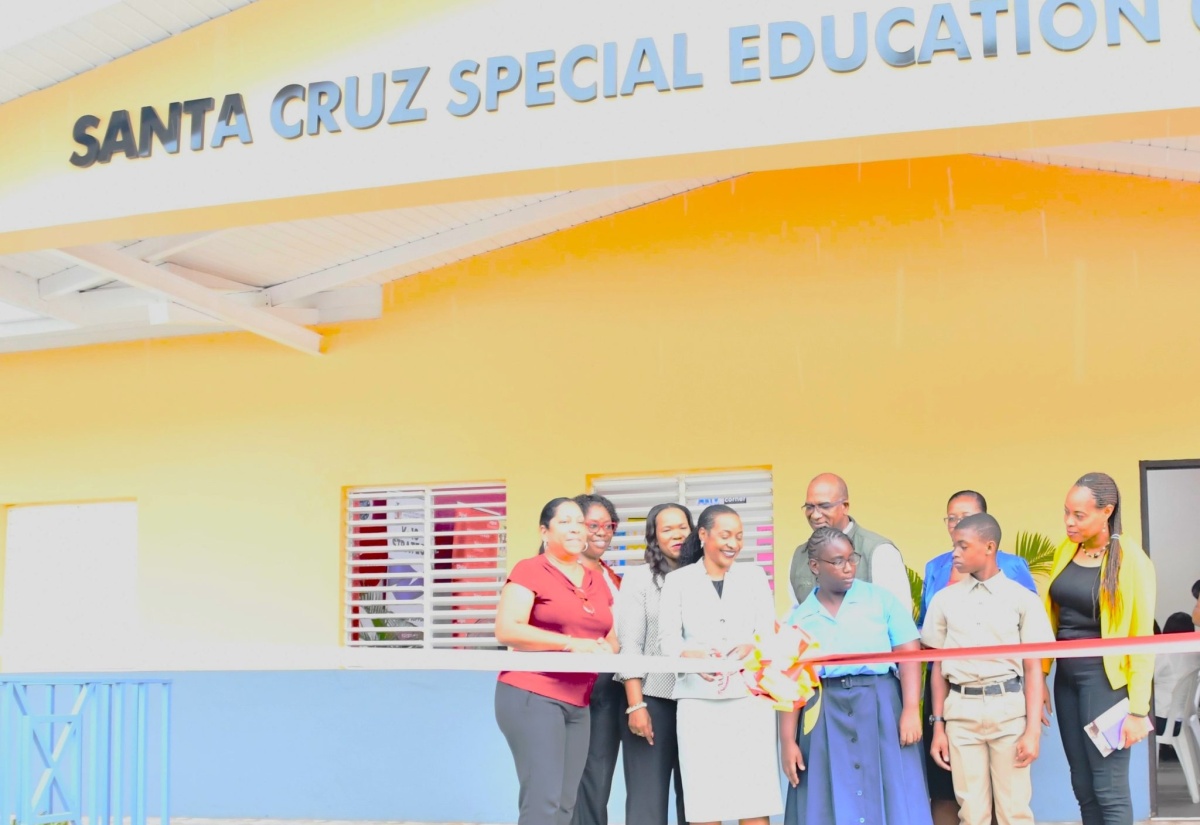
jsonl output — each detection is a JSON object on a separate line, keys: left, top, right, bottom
{"left": 2, "top": 154, "right": 1199, "bottom": 644}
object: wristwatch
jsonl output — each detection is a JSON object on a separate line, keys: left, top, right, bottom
{"left": 928, "top": 715, "right": 946, "bottom": 725}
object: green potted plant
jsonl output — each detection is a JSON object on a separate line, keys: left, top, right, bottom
{"left": 1010, "top": 531, "right": 1057, "bottom": 591}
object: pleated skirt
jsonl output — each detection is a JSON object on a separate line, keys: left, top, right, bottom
{"left": 677, "top": 696, "right": 783, "bottom": 822}
{"left": 793, "top": 674, "right": 932, "bottom": 825}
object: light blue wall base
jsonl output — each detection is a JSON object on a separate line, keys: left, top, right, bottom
{"left": 33, "top": 669, "right": 1149, "bottom": 822}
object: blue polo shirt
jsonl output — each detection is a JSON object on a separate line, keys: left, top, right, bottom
{"left": 785, "top": 579, "right": 920, "bottom": 677}
{"left": 917, "top": 550, "right": 1036, "bottom": 628}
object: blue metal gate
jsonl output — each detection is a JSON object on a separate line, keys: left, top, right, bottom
{"left": 0, "top": 679, "right": 171, "bottom": 825}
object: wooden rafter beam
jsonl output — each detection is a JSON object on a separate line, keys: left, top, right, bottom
{"left": 52, "top": 246, "right": 323, "bottom": 355}
{"left": 38, "top": 231, "right": 227, "bottom": 299}
{"left": 0, "top": 266, "right": 86, "bottom": 325}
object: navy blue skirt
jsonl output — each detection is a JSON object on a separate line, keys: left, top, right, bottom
{"left": 784, "top": 673, "right": 932, "bottom": 825}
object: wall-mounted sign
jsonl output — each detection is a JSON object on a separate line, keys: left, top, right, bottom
{"left": 3, "top": 0, "right": 1196, "bottom": 246}
{"left": 68, "top": 0, "right": 1167, "bottom": 169}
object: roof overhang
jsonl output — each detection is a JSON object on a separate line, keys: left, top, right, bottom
{"left": 1, "top": 0, "right": 1198, "bottom": 353}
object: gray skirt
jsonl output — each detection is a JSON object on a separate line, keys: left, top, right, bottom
{"left": 677, "top": 696, "right": 783, "bottom": 822}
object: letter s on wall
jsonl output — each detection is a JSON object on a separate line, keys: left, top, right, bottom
{"left": 69, "top": 115, "right": 102, "bottom": 168}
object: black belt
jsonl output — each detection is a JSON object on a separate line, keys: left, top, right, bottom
{"left": 950, "top": 676, "right": 1022, "bottom": 696}
{"left": 825, "top": 674, "right": 886, "bottom": 690}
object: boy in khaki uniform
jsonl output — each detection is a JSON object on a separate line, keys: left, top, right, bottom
{"left": 922, "top": 513, "right": 1054, "bottom": 825}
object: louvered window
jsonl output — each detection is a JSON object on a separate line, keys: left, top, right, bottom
{"left": 590, "top": 469, "right": 775, "bottom": 586}
{"left": 344, "top": 483, "right": 506, "bottom": 649}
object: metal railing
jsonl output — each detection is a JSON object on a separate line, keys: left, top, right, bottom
{"left": 0, "top": 679, "right": 170, "bottom": 825}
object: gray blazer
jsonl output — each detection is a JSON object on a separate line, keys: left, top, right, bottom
{"left": 658, "top": 561, "right": 776, "bottom": 700}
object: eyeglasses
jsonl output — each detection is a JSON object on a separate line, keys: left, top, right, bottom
{"left": 944, "top": 514, "right": 976, "bottom": 527}
{"left": 585, "top": 521, "right": 616, "bottom": 533}
{"left": 814, "top": 552, "right": 862, "bottom": 571}
{"left": 803, "top": 500, "right": 846, "bottom": 514}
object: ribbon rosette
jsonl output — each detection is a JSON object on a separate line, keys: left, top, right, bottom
{"left": 741, "top": 621, "right": 821, "bottom": 713}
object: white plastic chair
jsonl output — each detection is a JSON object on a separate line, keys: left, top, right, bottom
{"left": 1189, "top": 675, "right": 1200, "bottom": 772}
{"left": 1159, "top": 667, "right": 1200, "bottom": 804}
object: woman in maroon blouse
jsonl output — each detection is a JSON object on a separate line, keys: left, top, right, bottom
{"left": 495, "top": 497, "right": 619, "bottom": 825}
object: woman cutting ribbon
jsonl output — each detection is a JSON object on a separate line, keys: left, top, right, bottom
{"left": 658, "top": 503, "right": 781, "bottom": 825}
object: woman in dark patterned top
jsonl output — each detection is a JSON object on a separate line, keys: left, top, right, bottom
{"left": 614, "top": 502, "right": 694, "bottom": 825}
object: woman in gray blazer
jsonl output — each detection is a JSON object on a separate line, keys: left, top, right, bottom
{"left": 659, "top": 504, "right": 781, "bottom": 825}
{"left": 615, "top": 502, "right": 695, "bottom": 825}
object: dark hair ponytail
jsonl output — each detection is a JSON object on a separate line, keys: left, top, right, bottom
{"left": 1073, "top": 472, "right": 1124, "bottom": 614}
{"left": 679, "top": 504, "right": 739, "bottom": 567}
{"left": 678, "top": 533, "right": 702, "bottom": 567}
{"left": 537, "top": 497, "right": 580, "bottom": 555}
{"left": 644, "top": 502, "right": 695, "bottom": 585}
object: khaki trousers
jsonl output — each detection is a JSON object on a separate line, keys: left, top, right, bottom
{"left": 944, "top": 687, "right": 1033, "bottom": 825}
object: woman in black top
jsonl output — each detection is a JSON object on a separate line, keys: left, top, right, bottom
{"left": 1045, "top": 472, "right": 1156, "bottom": 825}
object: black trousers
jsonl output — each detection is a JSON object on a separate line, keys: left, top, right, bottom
{"left": 1054, "top": 657, "right": 1134, "bottom": 825}
{"left": 572, "top": 675, "right": 625, "bottom": 825}
{"left": 620, "top": 694, "right": 686, "bottom": 825}
{"left": 496, "top": 681, "right": 592, "bottom": 825}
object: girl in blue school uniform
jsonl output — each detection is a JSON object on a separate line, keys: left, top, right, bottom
{"left": 779, "top": 526, "right": 932, "bottom": 825}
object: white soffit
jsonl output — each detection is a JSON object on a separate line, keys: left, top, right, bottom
{"left": 982, "top": 137, "right": 1200, "bottom": 183}
{"left": 169, "top": 192, "right": 570, "bottom": 288}
{"left": 0, "top": 178, "right": 731, "bottom": 354}
{"left": 0, "top": 301, "right": 41, "bottom": 323}
{"left": 0, "top": 0, "right": 256, "bottom": 104}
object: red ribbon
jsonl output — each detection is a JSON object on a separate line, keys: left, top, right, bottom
{"left": 803, "top": 630, "right": 1200, "bottom": 668}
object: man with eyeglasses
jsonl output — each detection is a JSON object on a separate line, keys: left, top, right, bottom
{"left": 788, "top": 473, "right": 912, "bottom": 614}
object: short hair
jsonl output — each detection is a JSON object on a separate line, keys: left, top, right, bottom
{"left": 954, "top": 512, "right": 1001, "bottom": 547}
{"left": 1192, "top": 579, "right": 1200, "bottom": 600}
{"left": 947, "top": 490, "right": 987, "bottom": 513}
{"left": 1164, "top": 612, "right": 1195, "bottom": 634}
{"left": 574, "top": 493, "right": 618, "bottom": 524}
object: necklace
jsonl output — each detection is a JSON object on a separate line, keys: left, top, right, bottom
{"left": 1079, "top": 531, "right": 1111, "bottom": 560}
{"left": 544, "top": 553, "right": 583, "bottom": 582}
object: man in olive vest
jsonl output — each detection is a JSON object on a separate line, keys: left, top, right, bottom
{"left": 788, "top": 473, "right": 912, "bottom": 614}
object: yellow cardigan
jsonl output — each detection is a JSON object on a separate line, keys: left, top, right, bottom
{"left": 1042, "top": 536, "right": 1157, "bottom": 715}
